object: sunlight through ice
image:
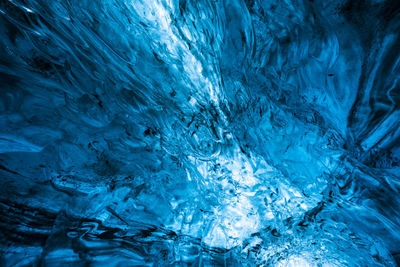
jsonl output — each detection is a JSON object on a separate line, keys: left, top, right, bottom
{"left": 182, "top": 143, "right": 318, "bottom": 249}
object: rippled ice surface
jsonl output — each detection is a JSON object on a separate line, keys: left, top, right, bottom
{"left": 0, "top": 0, "right": 400, "bottom": 265}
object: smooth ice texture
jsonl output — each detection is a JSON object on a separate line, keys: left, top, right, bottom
{"left": 0, "top": 0, "right": 400, "bottom": 265}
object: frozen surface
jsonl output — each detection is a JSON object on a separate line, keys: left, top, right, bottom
{"left": 0, "top": 0, "right": 400, "bottom": 265}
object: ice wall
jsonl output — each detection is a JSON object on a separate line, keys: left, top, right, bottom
{"left": 0, "top": 0, "right": 399, "bottom": 265}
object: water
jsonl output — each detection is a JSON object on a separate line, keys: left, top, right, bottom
{"left": 0, "top": 0, "right": 399, "bottom": 265}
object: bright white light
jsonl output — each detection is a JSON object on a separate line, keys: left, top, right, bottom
{"left": 277, "top": 255, "right": 312, "bottom": 267}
